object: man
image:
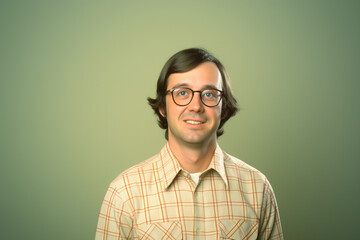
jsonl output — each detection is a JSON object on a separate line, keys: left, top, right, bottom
{"left": 96, "top": 48, "right": 283, "bottom": 239}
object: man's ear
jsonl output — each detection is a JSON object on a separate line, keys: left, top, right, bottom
{"left": 159, "top": 107, "right": 166, "bottom": 118}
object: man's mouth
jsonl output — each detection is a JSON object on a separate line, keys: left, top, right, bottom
{"left": 185, "top": 120, "right": 204, "bottom": 125}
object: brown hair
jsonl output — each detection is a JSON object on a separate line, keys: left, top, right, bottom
{"left": 147, "top": 48, "right": 239, "bottom": 139}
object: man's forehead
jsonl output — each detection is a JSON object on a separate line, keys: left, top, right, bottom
{"left": 167, "top": 62, "right": 222, "bottom": 89}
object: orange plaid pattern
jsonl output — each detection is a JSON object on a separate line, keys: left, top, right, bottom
{"left": 96, "top": 143, "right": 283, "bottom": 239}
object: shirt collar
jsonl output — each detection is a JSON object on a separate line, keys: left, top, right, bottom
{"left": 208, "top": 143, "right": 229, "bottom": 187}
{"left": 159, "top": 143, "right": 182, "bottom": 190}
{"left": 159, "top": 142, "right": 228, "bottom": 190}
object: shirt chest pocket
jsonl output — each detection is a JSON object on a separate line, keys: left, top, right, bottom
{"left": 218, "top": 219, "right": 258, "bottom": 240}
{"left": 136, "top": 221, "right": 182, "bottom": 240}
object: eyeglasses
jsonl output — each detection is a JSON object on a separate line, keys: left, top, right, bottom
{"left": 166, "top": 87, "right": 223, "bottom": 107}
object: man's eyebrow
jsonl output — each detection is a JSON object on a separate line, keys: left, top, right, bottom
{"left": 201, "top": 84, "right": 221, "bottom": 91}
{"left": 170, "top": 83, "right": 189, "bottom": 89}
{"left": 170, "top": 83, "right": 221, "bottom": 90}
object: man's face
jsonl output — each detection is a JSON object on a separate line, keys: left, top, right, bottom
{"left": 163, "top": 62, "right": 222, "bottom": 146}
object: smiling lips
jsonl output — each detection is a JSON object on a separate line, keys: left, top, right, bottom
{"left": 184, "top": 119, "right": 205, "bottom": 125}
{"left": 185, "top": 120, "right": 202, "bottom": 125}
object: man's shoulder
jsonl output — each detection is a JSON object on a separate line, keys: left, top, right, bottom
{"left": 222, "top": 151, "right": 267, "bottom": 182}
{"left": 110, "top": 152, "right": 160, "bottom": 188}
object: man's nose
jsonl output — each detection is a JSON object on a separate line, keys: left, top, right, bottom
{"left": 188, "top": 92, "right": 204, "bottom": 112}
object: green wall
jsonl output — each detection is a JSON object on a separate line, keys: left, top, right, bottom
{"left": 1, "top": 1, "right": 359, "bottom": 239}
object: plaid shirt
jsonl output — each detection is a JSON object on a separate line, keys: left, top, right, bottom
{"left": 96, "top": 143, "right": 283, "bottom": 239}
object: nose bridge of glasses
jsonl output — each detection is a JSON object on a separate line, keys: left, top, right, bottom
{"left": 188, "top": 90, "right": 202, "bottom": 105}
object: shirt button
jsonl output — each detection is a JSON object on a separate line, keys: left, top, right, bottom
{"left": 196, "top": 227, "right": 200, "bottom": 234}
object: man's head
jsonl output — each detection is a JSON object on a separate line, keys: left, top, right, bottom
{"left": 148, "top": 48, "right": 239, "bottom": 141}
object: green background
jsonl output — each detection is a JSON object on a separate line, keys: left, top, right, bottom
{"left": 1, "top": 1, "right": 359, "bottom": 239}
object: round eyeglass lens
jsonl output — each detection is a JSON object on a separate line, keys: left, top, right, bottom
{"left": 173, "top": 88, "right": 192, "bottom": 105}
{"left": 201, "top": 89, "right": 221, "bottom": 106}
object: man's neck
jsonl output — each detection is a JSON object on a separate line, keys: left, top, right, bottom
{"left": 168, "top": 137, "right": 217, "bottom": 173}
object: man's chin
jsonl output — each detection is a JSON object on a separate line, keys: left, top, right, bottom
{"left": 168, "top": 129, "right": 217, "bottom": 146}
{"left": 180, "top": 134, "right": 216, "bottom": 146}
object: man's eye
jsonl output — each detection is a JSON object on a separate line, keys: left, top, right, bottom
{"left": 178, "top": 91, "right": 188, "bottom": 96}
{"left": 203, "top": 91, "right": 216, "bottom": 99}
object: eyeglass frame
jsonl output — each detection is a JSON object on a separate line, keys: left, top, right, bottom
{"left": 166, "top": 87, "right": 224, "bottom": 107}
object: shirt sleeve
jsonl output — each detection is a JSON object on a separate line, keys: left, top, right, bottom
{"left": 95, "top": 183, "right": 134, "bottom": 240}
{"left": 258, "top": 178, "right": 284, "bottom": 240}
